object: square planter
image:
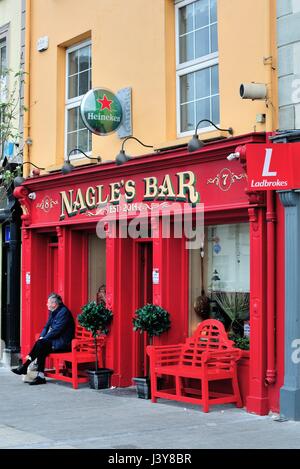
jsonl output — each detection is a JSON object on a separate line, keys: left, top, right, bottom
{"left": 132, "top": 376, "right": 151, "bottom": 399}
{"left": 87, "top": 368, "right": 113, "bottom": 389}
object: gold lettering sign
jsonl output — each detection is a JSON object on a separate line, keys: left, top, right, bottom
{"left": 59, "top": 172, "right": 199, "bottom": 220}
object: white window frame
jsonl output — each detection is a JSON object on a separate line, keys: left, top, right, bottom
{"left": 175, "top": 0, "right": 219, "bottom": 137}
{"left": 65, "top": 39, "right": 92, "bottom": 161}
{"left": 0, "top": 23, "right": 9, "bottom": 102}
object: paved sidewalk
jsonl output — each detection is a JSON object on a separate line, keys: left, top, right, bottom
{"left": 0, "top": 368, "right": 300, "bottom": 449}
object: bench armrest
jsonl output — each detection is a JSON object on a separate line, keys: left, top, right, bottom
{"left": 147, "top": 344, "right": 183, "bottom": 366}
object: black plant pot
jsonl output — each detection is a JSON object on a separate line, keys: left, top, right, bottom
{"left": 87, "top": 369, "right": 113, "bottom": 389}
{"left": 132, "top": 376, "right": 151, "bottom": 399}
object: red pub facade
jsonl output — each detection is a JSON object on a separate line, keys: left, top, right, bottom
{"left": 15, "top": 132, "right": 285, "bottom": 415}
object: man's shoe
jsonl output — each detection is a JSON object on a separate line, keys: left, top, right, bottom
{"left": 29, "top": 376, "right": 46, "bottom": 385}
{"left": 11, "top": 364, "right": 28, "bottom": 375}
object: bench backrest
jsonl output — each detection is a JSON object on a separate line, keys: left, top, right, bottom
{"left": 180, "top": 319, "right": 234, "bottom": 367}
{"left": 74, "top": 322, "right": 106, "bottom": 353}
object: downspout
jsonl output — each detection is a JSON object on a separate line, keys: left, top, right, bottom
{"left": 23, "top": 0, "right": 31, "bottom": 178}
{"left": 264, "top": 0, "right": 277, "bottom": 386}
{"left": 265, "top": 190, "right": 276, "bottom": 385}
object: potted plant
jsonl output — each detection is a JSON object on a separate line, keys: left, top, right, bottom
{"left": 77, "top": 301, "right": 113, "bottom": 389}
{"left": 213, "top": 291, "right": 250, "bottom": 350}
{"left": 132, "top": 303, "right": 171, "bottom": 398}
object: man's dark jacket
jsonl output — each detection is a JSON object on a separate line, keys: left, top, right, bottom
{"left": 41, "top": 304, "right": 75, "bottom": 351}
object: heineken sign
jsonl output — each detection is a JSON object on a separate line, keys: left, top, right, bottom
{"left": 80, "top": 88, "right": 123, "bottom": 135}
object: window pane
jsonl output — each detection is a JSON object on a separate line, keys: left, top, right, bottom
{"left": 79, "top": 46, "right": 90, "bottom": 72}
{"left": 67, "top": 131, "right": 77, "bottom": 155}
{"left": 78, "top": 128, "right": 89, "bottom": 152}
{"left": 196, "top": 98, "right": 210, "bottom": 127}
{"left": 0, "top": 45, "right": 7, "bottom": 73}
{"left": 195, "top": 0, "right": 209, "bottom": 29}
{"left": 179, "top": 33, "right": 194, "bottom": 63}
{"left": 212, "top": 95, "right": 220, "bottom": 124}
{"left": 195, "top": 27, "right": 209, "bottom": 59}
{"left": 211, "top": 65, "right": 219, "bottom": 95}
{"left": 195, "top": 68, "right": 210, "bottom": 99}
{"left": 78, "top": 111, "right": 86, "bottom": 131}
{"left": 180, "top": 73, "right": 194, "bottom": 103}
{"left": 79, "top": 70, "right": 89, "bottom": 96}
{"left": 67, "top": 107, "right": 78, "bottom": 132}
{"left": 181, "top": 102, "right": 195, "bottom": 132}
{"left": 211, "top": 23, "right": 218, "bottom": 53}
{"left": 68, "top": 75, "right": 78, "bottom": 99}
{"left": 210, "top": 0, "right": 217, "bottom": 23}
{"left": 68, "top": 50, "right": 78, "bottom": 76}
{"left": 179, "top": 4, "right": 194, "bottom": 35}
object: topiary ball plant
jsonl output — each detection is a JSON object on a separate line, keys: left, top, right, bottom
{"left": 78, "top": 301, "right": 113, "bottom": 371}
{"left": 133, "top": 303, "right": 171, "bottom": 342}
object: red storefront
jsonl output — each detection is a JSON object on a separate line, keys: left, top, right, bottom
{"left": 15, "top": 132, "right": 285, "bottom": 415}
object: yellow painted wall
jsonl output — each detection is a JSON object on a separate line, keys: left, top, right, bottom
{"left": 27, "top": 0, "right": 277, "bottom": 169}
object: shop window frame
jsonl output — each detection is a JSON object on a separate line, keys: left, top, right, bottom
{"left": 65, "top": 39, "right": 92, "bottom": 161}
{"left": 175, "top": 0, "right": 219, "bottom": 137}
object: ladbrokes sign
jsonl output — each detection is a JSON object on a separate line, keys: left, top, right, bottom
{"left": 246, "top": 143, "right": 300, "bottom": 190}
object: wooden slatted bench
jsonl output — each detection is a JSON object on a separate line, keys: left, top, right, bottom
{"left": 147, "top": 319, "right": 242, "bottom": 412}
{"left": 43, "top": 323, "right": 106, "bottom": 389}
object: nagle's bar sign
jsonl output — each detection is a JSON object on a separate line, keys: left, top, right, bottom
{"left": 59, "top": 171, "right": 200, "bottom": 220}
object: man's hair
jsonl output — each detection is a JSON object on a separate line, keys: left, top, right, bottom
{"left": 48, "top": 293, "right": 63, "bottom": 305}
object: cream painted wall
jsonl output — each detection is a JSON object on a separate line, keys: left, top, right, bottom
{"left": 28, "top": 0, "right": 278, "bottom": 169}
{"left": 0, "top": 0, "right": 22, "bottom": 128}
{"left": 1, "top": 0, "right": 22, "bottom": 73}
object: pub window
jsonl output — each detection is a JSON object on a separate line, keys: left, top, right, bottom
{"left": 65, "top": 40, "right": 92, "bottom": 159}
{"left": 175, "top": 0, "right": 219, "bottom": 136}
{"left": 189, "top": 223, "right": 250, "bottom": 335}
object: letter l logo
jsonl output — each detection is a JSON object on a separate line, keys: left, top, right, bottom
{"left": 262, "top": 148, "right": 277, "bottom": 177}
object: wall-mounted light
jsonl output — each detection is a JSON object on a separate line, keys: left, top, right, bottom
{"left": 61, "top": 148, "right": 101, "bottom": 174}
{"left": 115, "top": 136, "right": 153, "bottom": 165}
{"left": 188, "top": 119, "right": 234, "bottom": 152}
{"left": 13, "top": 161, "right": 45, "bottom": 187}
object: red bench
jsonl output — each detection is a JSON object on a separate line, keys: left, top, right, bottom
{"left": 147, "top": 319, "right": 242, "bottom": 412}
{"left": 43, "top": 323, "right": 106, "bottom": 389}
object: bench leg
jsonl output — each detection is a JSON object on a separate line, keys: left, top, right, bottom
{"left": 232, "top": 370, "right": 242, "bottom": 408}
{"left": 72, "top": 362, "right": 78, "bottom": 390}
{"left": 202, "top": 379, "right": 209, "bottom": 413}
{"left": 151, "top": 374, "right": 157, "bottom": 403}
{"left": 175, "top": 375, "right": 181, "bottom": 397}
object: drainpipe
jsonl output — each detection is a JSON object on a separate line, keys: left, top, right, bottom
{"left": 23, "top": 0, "right": 31, "bottom": 178}
{"left": 265, "top": 190, "right": 276, "bottom": 385}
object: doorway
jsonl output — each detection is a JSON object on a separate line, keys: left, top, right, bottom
{"left": 135, "top": 241, "right": 153, "bottom": 377}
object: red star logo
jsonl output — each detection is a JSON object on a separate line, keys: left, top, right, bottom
{"left": 97, "top": 94, "right": 113, "bottom": 111}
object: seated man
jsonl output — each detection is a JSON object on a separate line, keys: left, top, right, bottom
{"left": 11, "top": 293, "right": 75, "bottom": 385}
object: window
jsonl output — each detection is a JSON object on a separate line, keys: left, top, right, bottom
{"left": 176, "top": 0, "right": 219, "bottom": 135}
{"left": 65, "top": 40, "right": 92, "bottom": 158}
{"left": 188, "top": 223, "right": 249, "bottom": 335}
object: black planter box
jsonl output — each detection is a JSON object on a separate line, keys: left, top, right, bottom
{"left": 132, "top": 376, "right": 151, "bottom": 399}
{"left": 87, "top": 368, "right": 113, "bottom": 389}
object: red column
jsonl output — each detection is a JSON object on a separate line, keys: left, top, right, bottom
{"left": 246, "top": 206, "right": 269, "bottom": 415}
{"left": 20, "top": 228, "right": 34, "bottom": 359}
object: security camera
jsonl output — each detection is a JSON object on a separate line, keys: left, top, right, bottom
{"left": 227, "top": 152, "right": 240, "bottom": 161}
{"left": 240, "top": 83, "right": 267, "bottom": 100}
{"left": 28, "top": 192, "right": 36, "bottom": 200}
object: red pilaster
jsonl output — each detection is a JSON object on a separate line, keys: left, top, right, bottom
{"left": 247, "top": 205, "right": 269, "bottom": 414}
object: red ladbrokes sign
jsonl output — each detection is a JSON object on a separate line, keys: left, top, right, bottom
{"left": 246, "top": 143, "right": 300, "bottom": 190}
